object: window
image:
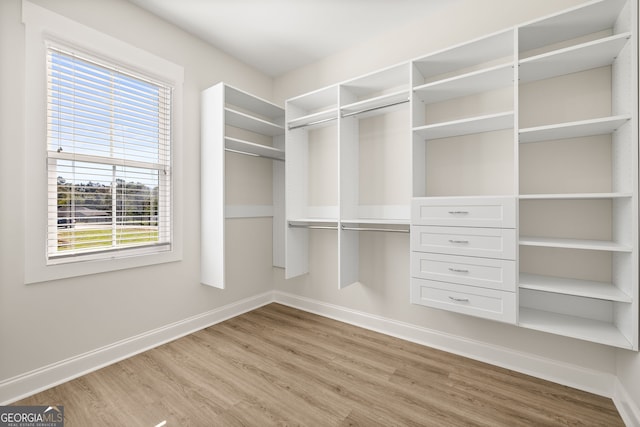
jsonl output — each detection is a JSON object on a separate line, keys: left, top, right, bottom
{"left": 46, "top": 46, "right": 172, "bottom": 263}
{"left": 23, "top": 0, "right": 183, "bottom": 283}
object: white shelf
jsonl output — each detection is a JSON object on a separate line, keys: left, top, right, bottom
{"left": 225, "top": 108, "right": 284, "bottom": 136}
{"left": 519, "top": 115, "right": 631, "bottom": 143}
{"left": 519, "top": 307, "right": 632, "bottom": 349}
{"left": 519, "top": 192, "right": 632, "bottom": 200}
{"left": 519, "top": 33, "right": 631, "bottom": 83}
{"left": 341, "top": 62, "right": 409, "bottom": 97}
{"left": 413, "top": 111, "right": 514, "bottom": 140}
{"left": 413, "top": 29, "right": 514, "bottom": 81}
{"left": 340, "top": 218, "right": 410, "bottom": 226}
{"left": 414, "top": 64, "right": 513, "bottom": 105}
{"left": 225, "top": 84, "right": 284, "bottom": 121}
{"left": 287, "top": 108, "right": 338, "bottom": 130}
{"left": 518, "top": 0, "right": 628, "bottom": 52}
{"left": 519, "top": 236, "right": 632, "bottom": 252}
{"left": 519, "top": 273, "right": 632, "bottom": 302}
{"left": 340, "top": 90, "right": 409, "bottom": 118}
{"left": 225, "top": 137, "right": 285, "bottom": 161}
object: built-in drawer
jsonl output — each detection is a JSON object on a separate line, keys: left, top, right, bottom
{"left": 412, "top": 197, "right": 516, "bottom": 228}
{"left": 411, "top": 278, "right": 516, "bottom": 323}
{"left": 411, "top": 252, "right": 516, "bottom": 292}
{"left": 411, "top": 226, "right": 516, "bottom": 260}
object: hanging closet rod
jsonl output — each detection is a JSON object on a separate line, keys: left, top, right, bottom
{"left": 288, "top": 116, "right": 338, "bottom": 131}
{"left": 341, "top": 98, "right": 409, "bottom": 118}
{"left": 225, "top": 147, "right": 285, "bottom": 162}
{"left": 288, "top": 223, "right": 338, "bottom": 230}
{"left": 341, "top": 225, "right": 409, "bottom": 233}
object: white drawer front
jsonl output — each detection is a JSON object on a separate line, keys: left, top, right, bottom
{"left": 412, "top": 197, "right": 516, "bottom": 228}
{"left": 411, "top": 278, "right": 516, "bottom": 323}
{"left": 411, "top": 252, "right": 516, "bottom": 292}
{"left": 411, "top": 226, "right": 516, "bottom": 260}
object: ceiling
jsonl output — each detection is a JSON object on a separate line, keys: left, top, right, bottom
{"left": 128, "top": 0, "right": 455, "bottom": 77}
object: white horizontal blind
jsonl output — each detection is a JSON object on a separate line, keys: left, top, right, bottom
{"left": 46, "top": 45, "right": 172, "bottom": 262}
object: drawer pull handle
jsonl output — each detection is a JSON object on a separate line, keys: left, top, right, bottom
{"left": 448, "top": 211, "right": 469, "bottom": 215}
{"left": 449, "top": 296, "right": 470, "bottom": 302}
{"left": 448, "top": 239, "right": 469, "bottom": 244}
{"left": 448, "top": 268, "right": 469, "bottom": 273}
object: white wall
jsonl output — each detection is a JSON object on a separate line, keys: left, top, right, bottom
{"left": 273, "top": 0, "right": 623, "bottom": 387}
{"left": 0, "top": 0, "right": 275, "bottom": 384}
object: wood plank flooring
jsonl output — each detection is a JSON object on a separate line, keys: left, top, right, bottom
{"left": 15, "top": 303, "right": 623, "bottom": 426}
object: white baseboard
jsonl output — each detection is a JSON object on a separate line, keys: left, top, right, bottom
{"left": 614, "top": 379, "right": 640, "bottom": 427}
{"left": 0, "top": 291, "right": 274, "bottom": 405}
{"left": 273, "top": 291, "right": 616, "bottom": 399}
{"left": 1, "top": 289, "right": 623, "bottom": 415}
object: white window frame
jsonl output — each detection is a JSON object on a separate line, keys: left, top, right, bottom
{"left": 23, "top": 1, "right": 184, "bottom": 284}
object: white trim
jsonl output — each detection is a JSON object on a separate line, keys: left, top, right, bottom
{"left": 0, "top": 291, "right": 273, "bottom": 405}
{"left": 613, "top": 378, "right": 640, "bottom": 427}
{"left": 22, "top": 0, "right": 184, "bottom": 284}
{"left": 273, "top": 291, "right": 616, "bottom": 398}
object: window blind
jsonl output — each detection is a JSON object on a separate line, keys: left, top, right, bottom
{"left": 46, "top": 45, "right": 172, "bottom": 261}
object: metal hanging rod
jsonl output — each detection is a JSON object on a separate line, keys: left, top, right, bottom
{"left": 225, "top": 147, "right": 285, "bottom": 162}
{"left": 288, "top": 116, "right": 337, "bottom": 131}
{"left": 341, "top": 225, "right": 409, "bottom": 233}
{"left": 288, "top": 223, "right": 338, "bottom": 230}
{"left": 287, "top": 98, "right": 409, "bottom": 131}
{"left": 341, "top": 99, "right": 409, "bottom": 118}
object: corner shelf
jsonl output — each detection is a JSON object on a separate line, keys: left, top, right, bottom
{"left": 519, "top": 307, "right": 632, "bottom": 349}
{"left": 519, "top": 273, "right": 632, "bottom": 302}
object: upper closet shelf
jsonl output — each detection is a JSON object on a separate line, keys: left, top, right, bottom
{"left": 519, "top": 273, "right": 632, "bottom": 302}
{"left": 414, "top": 63, "right": 514, "bottom": 105}
{"left": 225, "top": 137, "right": 285, "bottom": 161}
{"left": 519, "top": 115, "right": 631, "bottom": 143}
{"left": 287, "top": 108, "right": 338, "bottom": 130}
{"left": 225, "top": 108, "right": 285, "bottom": 136}
{"left": 519, "top": 236, "right": 632, "bottom": 252}
{"left": 225, "top": 84, "right": 284, "bottom": 121}
{"left": 414, "top": 111, "right": 514, "bottom": 140}
{"left": 519, "top": 33, "right": 631, "bottom": 83}
{"left": 340, "top": 90, "right": 409, "bottom": 119}
{"left": 518, "top": 0, "right": 628, "bottom": 52}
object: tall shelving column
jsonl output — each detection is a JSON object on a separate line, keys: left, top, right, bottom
{"left": 409, "top": 29, "right": 519, "bottom": 323}
{"left": 516, "top": 0, "right": 638, "bottom": 349}
{"left": 338, "top": 63, "right": 411, "bottom": 288}
{"left": 285, "top": 86, "right": 339, "bottom": 279}
{"left": 201, "top": 83, "right": 285, "bottom": 289}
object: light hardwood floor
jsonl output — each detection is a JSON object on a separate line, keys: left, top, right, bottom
{"left": 15, "top": 303, "right": 623, "bottom": 426}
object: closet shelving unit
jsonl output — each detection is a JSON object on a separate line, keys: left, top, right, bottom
{"left": 282, "top": 0, "right": 637, "bottom": 349}
{"left": 408, "top": 29, "right": 518, "bottom": 323}
{"left": 285, "top": 64, "right": 412, "bottom": 287}
{"left": 411, "top": 29, "right": 516, "bottom": 198}
{"left": 201, "top": 83, "right": 285, "bottom": 288}
{"left": 516, "top": 0, "right": 637, "bottom": 349}
{"left": 285, "top": 85, "right": 340, "bottom": 279}
{"left": 339, "top": 63, "right": 411, "bottom": 288}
